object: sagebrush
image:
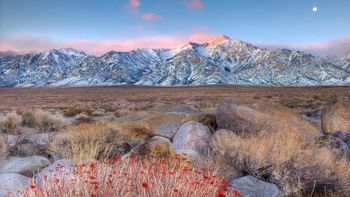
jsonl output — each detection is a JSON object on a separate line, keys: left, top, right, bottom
{"left": 211, "top": 129, "right": 350, "bottom": 196}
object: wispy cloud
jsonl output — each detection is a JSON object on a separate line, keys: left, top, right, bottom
{"left": 4, "top": 34, "right": 348, "bottom": 57}
{"left": 128, "top": 0, "right": 140, "bottom": 12}
{"left": 0, "top": 33, "right": 214, "bottom": 55}
{"left": 187, "top": 33, "right": 213, "bottom": 43}
{"left": 141, "top": 13, "right": 163, "bottom": 21}
{"left": 259, "top": 36, "right": 350, "bottom": 57}
{"left": 185, "top": 0, "right": 204, "bottom": 9}
{"left": 302, "top": 36, "right": 350, "bottom": 56}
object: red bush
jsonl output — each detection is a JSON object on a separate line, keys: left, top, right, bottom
{"left": 22, "top": 155, "right": 240, "bottom": 197}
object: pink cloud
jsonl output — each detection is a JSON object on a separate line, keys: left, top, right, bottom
{"left": 128, "top": 0, "right": 140, "bottom": 11}
{"left": 188, "top": 33, "right": 214, "bottom": 43}
{"left": 259, "top": 36, "right": 350, "bottom": 57}
{"left": 185, "top": 0, "right": 204, "bottom": 9}
{"left": 0, "top": 33, "right": 215, "bottom": 56}
{"left": 141, "top": 13, "right": 162, "bottom": 21}
{"left": 303, "top": 36, "right": 350, "bottom": 56}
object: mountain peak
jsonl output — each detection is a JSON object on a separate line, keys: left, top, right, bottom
{"left": 207, "top": 35, "right": 231, "bottom": 45}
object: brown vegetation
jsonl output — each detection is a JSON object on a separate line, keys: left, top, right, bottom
{"left": 63, "top": 122, "right": 152, "bottom": 163}
{"left": 211, "top": 129, "right": 350, "bottom": 196}
{"left": 0, "top": 137, "right": 7, "bottom": 156}
{"left": 322, "top": 99, "right": 350, "bottom": 135}
{"left": 0, "top": 112, "right": 22, "bottom": 134}
{"left": 22, "top": 110, "right": 64, "bottom": 132}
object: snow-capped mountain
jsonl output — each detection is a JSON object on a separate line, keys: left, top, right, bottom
{"left": 329, "top": 54, "right": 350, "bottom": 72}
{"left": 1, "top": 35, "right": 349, "bottom": 87}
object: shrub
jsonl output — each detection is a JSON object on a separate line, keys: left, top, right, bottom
{"left": 63, "top": 107, "right": 93, "bottom": 117}
{"left": 63, "top": 122, "right": 149, "bottom": 163}
{"left": 91, "top": 108, "right": 105, "bottom": 116}
{"left": 211, "top": 130, "right": 350, "bottom": 196}
{"left": 0, "top": 112, "right": 22, "bottom": 134}
{"left": 22, "top": 110, "right": 65, "bottom": 133}
{"left": 131, "top": 103, "right": 155, "bottom": 112}
{"left": 0, "top": 136, "right": 8, "bottom": 156}
{"left": 23, "top": 156, "right": 240, "bottom": 197}
{"left": 36, "top": 111, "right": 64, "bottom": 133}
{"left": 22, "top": 111, "right": 37, "bottom": 127}
{"left": 64, "top": 122, "right": 114, "bottom": 163}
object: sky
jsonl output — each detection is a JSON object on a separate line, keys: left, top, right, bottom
{"left": 0, "top": 0, "right": 349, "bottom": 56}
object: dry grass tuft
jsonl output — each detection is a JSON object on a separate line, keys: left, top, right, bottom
{"left": 0, "top": 112, "right": 22, "bottom": 135}
{"left": 64, "top": 122, "right": 152, "bottom": 163}
{"left": 131, "top": 103, "right": 155, "bottom": 112}
{"left": 211, "top": 129, "right": 350, "bottom": 196}
{"left": 0, "top": 136, "right": 8, "bottom": 156}
{"left": 22, "top": 110, "right": 65, "bottom": 133}
{"left": 64, "top": 122, "right": 116, "bottom": 163}
{"left": 128, "top": 136, "right": 175, "bottom": 159}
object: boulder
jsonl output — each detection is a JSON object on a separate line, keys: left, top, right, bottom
{"left": 3, "top": 132, "right": 59, "bottom": 158}
{"left": 0, "top": 155, "right": 51, "bottom": 176}
{"left": 172, "top": 121, "right": 212, "bottom": 156}
{"left": 34, "top": 159, "right": 75, "bottom": 187}
{"left": 322, "top": 100, "right": 350, "bottom": 135}
{"left": 0, "top": 134, "right": 18, "bottom": 147}
{"left": 0, "top": 173, "right": 30, "bottom": 196}
{"left": 166, "top": 106, "right": 202, "bottom": 115}
{"left": 229, "top": 176, "right": 283, "bottom": 197}
{"left": 116, "top": 112, "right": 194, "bottom": 139}
{"left": 332, "top": 131, "right": 350, "bottom": 148}
{"left": 22, "top": 132, "right": 53, "bottom": 146}
{"left": 314, "top": 135, "right": 350, "bottom": 160}
{"left": 127, "top": 136, "right": 175, "bottom": 158}
{"left": 8, "top": 138, "right": 49, "bottom": 157}
{"left": 217, "top": 101, "right": 322, "bottom": 142}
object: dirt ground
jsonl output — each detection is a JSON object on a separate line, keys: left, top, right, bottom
{"left": 0, "top": 85, "right": 349, "bottom": 129}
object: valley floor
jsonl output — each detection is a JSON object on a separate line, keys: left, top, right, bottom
{"left": 1, "top": 85, "right": 349, "bottom": 108}
{"left": 1, "top": 85, "right": 349, "bottom": 128}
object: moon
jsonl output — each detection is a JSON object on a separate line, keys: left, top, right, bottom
{"left": 313, "top": 6, "right": 318, "bottom": 12}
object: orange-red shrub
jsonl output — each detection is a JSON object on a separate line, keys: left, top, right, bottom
{"left": 23, "top": 155, "right": 240, "bottom": 197}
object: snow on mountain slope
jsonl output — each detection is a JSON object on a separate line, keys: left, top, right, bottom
{"left": 330, "top": 55, "right": 350, "bottom": 72}
{"left": 0, "top": 36, "right": 349, "bottom": 87}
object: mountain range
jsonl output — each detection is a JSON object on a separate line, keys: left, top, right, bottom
{"left": 1, "top": 35, "right": 349, "bottom": 87}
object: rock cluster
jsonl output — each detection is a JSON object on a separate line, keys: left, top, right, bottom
{"left": 1, "top": 99, "right": 350, "bottom": 196}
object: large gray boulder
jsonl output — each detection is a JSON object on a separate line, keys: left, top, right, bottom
{"left": 229, "top": 176, "right": 283, "bottom": 197}
{"left": 8, "top": 138, "right": 48, "bottom": 157}
{"left": 166, "top": 106, "right": 202, "bottom": 115}
{"left": 0, "top": 155, "right": 50, "bottom": 176}
{"left": 34, "top": 159, "right": 74, "bottom": 187}
{"left": 172, "top": 121, "right": 212, "bottom": 156}
{"left": 0, "top": 173, "right": 30, "bottom": 196}
{"left": 116, "top": 111, "right": 191, "bottom": 139}
{"left": 217, "top": 101, "right": 322, "bottom": 142}
{"left": 322, "top": 100, "right": 350, "bottom": 135}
